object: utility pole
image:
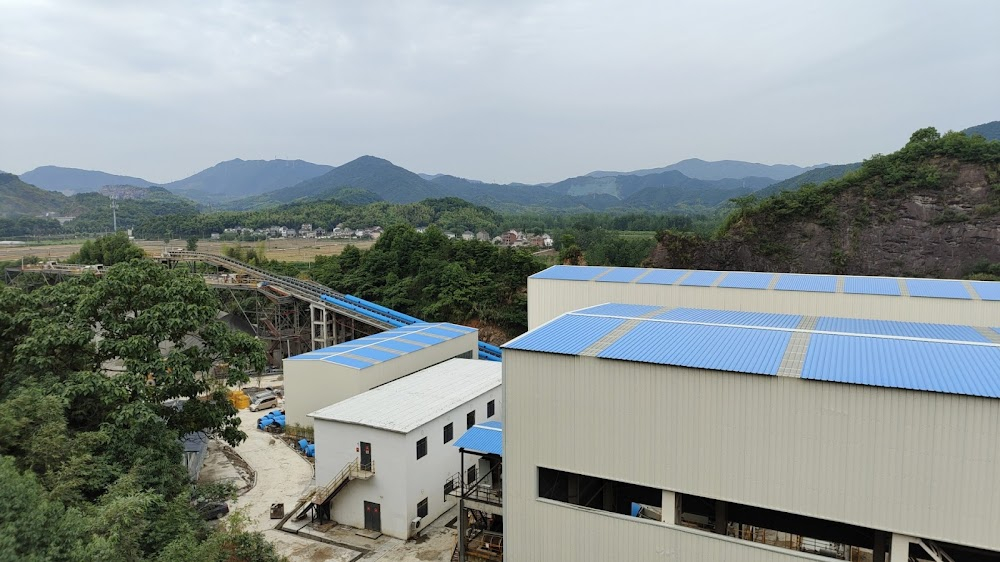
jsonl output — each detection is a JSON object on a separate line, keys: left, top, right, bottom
{"left": 111, "top": 196, "right": 119, "bottom": 232}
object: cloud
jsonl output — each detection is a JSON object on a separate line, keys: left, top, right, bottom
{"left": 1, "top": 0, "right": 998, "bottom": 183}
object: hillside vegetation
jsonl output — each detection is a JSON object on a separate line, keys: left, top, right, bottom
{"left": 0, "top": 173, "right": 69, "bottom": 217}
{"left": 649, "top": 128, "right": 1000, "bottom": 279}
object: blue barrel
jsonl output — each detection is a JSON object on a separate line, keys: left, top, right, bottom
{"left": 306, "top": 444, "right": 316, "bottom": 457}
{"left": 298, "top": 438, "right": 309, "bottom": 451}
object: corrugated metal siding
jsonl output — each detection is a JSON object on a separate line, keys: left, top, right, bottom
{"left": 325, "top": 356, "right": 374, "bottom": 369}
{"left": 654, "top": 307, "right": 801, "bottom": 328}
{"left": 679, "top": 270, "right": 723, "bottom": 286}
{"left": 802, "top": 334, "right": 1000, "bottom": 398}
{"left": 906, "top": 279, "right": 971, "bottom": 299}
{"left": 503, "top": 350, "right": 1000, "bottom": 553}
{"left": 636, "top": 269, "right": 687, "bottom": 285}
{"left": 843, "top": 276, "right": 901, "bottom": 296}
{"left": 376, "top": 339, "right": 425, "bottom": 353}
{"left": 718, "top": 271, "right": 776, "bottom": 289}
{"left": 348, "top": 346, "right": 402, "bottom": 362}
{"left": 530, "top": 265, "right": 609, "bottom": 280}
{"left": 970, "top": 281, "right": 1000, "bottom": 301}
{"left": 527, "top": 276, "right": 1000, "bottom": 330}
{"left": 454, "top": 422, "right": 502, "bottom": 455}
{"left": 596, "top": 267, "right": 647, "bottom": 283}
{"left": 775, "top": 273, "right": 837, "bottom": 293}
{"left": 577, "top": 303, "right": 663, "bottom": 317}
{"left": 815, "top": 317, "right": 990, "bottom": 342}
{"left": 503, "top": 315, "right": 625, "bottom": 355}
{"left": 597, "top": 322, "right": 790, "bottom": 375}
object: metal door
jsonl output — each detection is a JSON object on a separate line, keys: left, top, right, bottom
{"left": 360, "top": 442, "right": 371, "bottom": 470}
{"left": 364, "top": 501, "right": 381, "bottom": 532}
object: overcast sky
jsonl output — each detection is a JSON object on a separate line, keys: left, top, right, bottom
{"left": 1, "top": 1, "right": 998, "bottom": 184}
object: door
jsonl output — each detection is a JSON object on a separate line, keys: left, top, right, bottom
{"left": 360, "top": 442, "right": 371, "bottom": 470}
{"left": 364, "top": 501, "right": 381, "bottom": 533}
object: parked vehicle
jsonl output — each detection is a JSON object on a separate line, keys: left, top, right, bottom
{"left": 197, "top": 501, "right": 230, "bottom": 521}
{"left": 248, "top": 391, "right": 278, "bottom": 412}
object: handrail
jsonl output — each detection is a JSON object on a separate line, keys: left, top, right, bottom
{"left": 312, "top": 458, "right": 376, "bottom": 505}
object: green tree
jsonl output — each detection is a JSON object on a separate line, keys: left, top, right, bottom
{"left": 186, "top": 236, "right": 199, "bottom": 251}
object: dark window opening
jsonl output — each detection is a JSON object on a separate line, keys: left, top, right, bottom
{"left": 417, "top": 497, "right": 428, "bottom": 518}
{"left": 416, "top": 437, "right": 427, "bottom": 460}
{"left": 467, "top": 465, "right": 477, "bottom": 484}
{"left": 455, "top": 350, "right": 474, "bottom": 359}
{"left": 487, "top": 400, "right": 495, "bottom": 418}
{"left": 443, "top": 422, "right": 453, "bottom": 444}
{"left": 444, "top": 479, "right": 454, "bottom": 500}
{"left": 537, "top": 467, "right": 661, "bottom": 516}
{"left": 467, "top": 410, "right": 476, "bottom": 429}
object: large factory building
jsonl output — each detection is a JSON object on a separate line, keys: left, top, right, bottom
{"left": 503, "top": 266, "right": 1000, "bottom": 562}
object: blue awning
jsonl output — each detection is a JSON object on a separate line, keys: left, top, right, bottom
{"left": 454, "top": 421, "right": 502, "bottom": 456}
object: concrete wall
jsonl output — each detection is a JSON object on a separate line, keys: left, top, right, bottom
{"left": 283, "top": 331, "right": 479, "bottom": 427}
{"left": 313, "top": 384, "right": 502, "bottom": 539}
{"left": 527, "top": 277, "right": 1000, "bottom": 329}
{"left": 503, "top": 350, "right": 1000, "bottom": 553}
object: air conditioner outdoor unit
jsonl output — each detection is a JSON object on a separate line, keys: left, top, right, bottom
{"left": 411, "top": 517, "right": 422, "bottom": 530}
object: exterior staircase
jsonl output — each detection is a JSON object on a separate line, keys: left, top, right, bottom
{"left": 310, "top": 458, "right": 375, "bottom": 506}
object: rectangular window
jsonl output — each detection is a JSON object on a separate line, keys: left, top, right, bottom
{"left": 487, "top": 400, "right": 495, "bottom": 418}
{"left": 537, "top": 467, "right": 661, "bottom": 516}
{"left": 467, "top": 465, "right": 476, "bottom": 485}
{"left": 467, "top": 410, "right": 476, "bottom": 429}
{"left": 416, "top": 437, "right": 427, "bottom": 460}
{"left": 444, "top": 479, "right": 454, "bottom": 500}
{"left": 417, "top": 497, "right": 428, "bottom": 518}
{"left": 443, "top": 422, "right": 453, "bottom": 444}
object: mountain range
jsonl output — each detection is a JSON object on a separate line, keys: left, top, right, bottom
{"left": 586, "top": 158, "right": 825, "bottom": 181}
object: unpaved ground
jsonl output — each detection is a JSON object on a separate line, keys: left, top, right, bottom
{"left": 0, "top": 237, "right": 375, "bottom": 262}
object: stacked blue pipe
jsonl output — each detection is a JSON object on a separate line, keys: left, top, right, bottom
{"left": 479, "top": 342, "right": 502, "bottom": 362}
{"left": 306, "top": 444, "right": 316, "bottom": 457}
{"left": 257, "top": 411, "right": 286, "bottom": 430}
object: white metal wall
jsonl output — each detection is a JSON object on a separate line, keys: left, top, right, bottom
{"left": 527, "top": 277, "right": 1000, "bottom": 329}
{"left": 508, "top": 499, "right": 841, "bottom": 562}
{"left": 503, "top": 350, "right": 1000, "bottom": 552}
{"left": 283, "top": 331, "right": 479, "bottom": 427}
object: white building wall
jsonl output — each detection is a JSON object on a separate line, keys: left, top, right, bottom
{"left": 283, "top": 331, "right": 479, "bottom": 427}
{"left": 527, "top": 277, "right": 1000, "bottom": 329}
{"left": 511, "top": 499, "right": 843, "bottom": 562}
{"left": 312, "top": 383, "right": 502, "bottom": 539}
{"left": 503, "top": 350, "right": 1000, "bottom": 553}
{"left": 314, "top": 422, "right": 409, "bottom": 538}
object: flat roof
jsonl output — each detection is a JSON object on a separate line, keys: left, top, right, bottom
{"left": 287, "top": 323, "right": 476, "bottom": 370}
{"left": 503, "top": 305, "right": 1000, "bottom": 399}
{"left": 530, "top": 265, "right": 1000, "bottom": 302}
{"left": 308, "top": 359, "right": 501, "bottom": 433}
{"left": 454, "top": 421, "right": 502, "bottom": 456}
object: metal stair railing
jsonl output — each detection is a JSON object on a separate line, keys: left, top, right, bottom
{"left": 310, "top": 458, "right": 376, "bottom": 505}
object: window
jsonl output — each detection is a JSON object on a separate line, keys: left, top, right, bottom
{"left": 467, "top": 465, "right": 477, "bottom": 485}
{"left": 444, "top": 479, "right": 454, "bottom": 500}
{"left": 443, "top": 422, "right": 453, "bottom": 444}
{"left": 487, "top": 400, "right": 495, "bottom": 418}
{"left": 416, "top": 437, "right": 427, "bottom": 460}
{"left": 417, "top": 498, "right": 428, "bottom": 518}
{"left": 467, "top": 410, "right": 476, "bottom": 429}
{"left": 537, "top": 467, "right": 661, "bottom": 516}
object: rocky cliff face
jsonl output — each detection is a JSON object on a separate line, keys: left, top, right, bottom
{"left": 648, "top": 131, "right": 1000, "bottom": 279}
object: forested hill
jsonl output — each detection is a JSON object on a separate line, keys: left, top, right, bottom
{"left": 0, "top": 172, "right": 69, "bottom": 216}
{"left": 964, "top": 120, "right": 1000, "bottom": 141}
{"left": 648, "top": 128, "right": 1000, "bottom": 279}
{"left": 20, "top": 165, "right": 154, "bottom": 193}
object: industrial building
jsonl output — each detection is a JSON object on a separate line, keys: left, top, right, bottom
{"left": 502, "top": 297, "right": 1000, "bottom": 561}
{"left": 450, "top": 421, "right": 504, "bottom": 562}
{"left": 527, "top": 266, "right": 1000, "bottom": 329}
{"left": 283, "top": 323, "right": 479, "bottom": 427}
{"left": 307, "top": 358, "right": 502, "bottom": 540}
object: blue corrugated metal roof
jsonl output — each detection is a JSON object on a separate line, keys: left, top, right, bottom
{"left": 775, "top": 274, "right": 837, "bottom": 293}
{"left": 454, "top": 421, "right": 502, "bottom": 455}
{"left": 970, "top": 281, "right": 1000, "bottom": 301}
{"left": 994, "top": 328, "right": 1000, "bottom": 336}
{"left": 815, "top": 317, "right": 989, "bottom": 343}
{"left": 843, "top": 276, "right": 901, "bottom": 296}
{"left": 288, "top": 322, "right": 474, "bottom": 369}
{"left": 503, "top": 315, "right": 626, "bottom": 355}
{"left": 802, "top": 334, "right": 1000, "bottom": 398}
{"left": 905, "top": 279, "right": 971, "bottom": 300}
{"left": 577, "top": 303, "right": 662, "bottom": 317}
{"left": 679, "top": 271, "right": 723, "bottom": 287}
{"left": 636, "top": 269, "right": 687, "bottom": 285}
{"left": 597, "top": 321, "right": 791, "bottom": 375}
{"left": 654, "top": 308, "right": 802, "bottom": 329}
{"left": 596, "top": 267, "right": 648, "bottom": 283}
{"left": 718, "top": 272, "right": 775, "bottom": 290}
{"left": 531, "top": 265, "right": 609, "bottom": 281}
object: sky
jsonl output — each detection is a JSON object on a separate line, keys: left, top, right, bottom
{"left": 1, "top": 1, "right": 998, "bottom": 185}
